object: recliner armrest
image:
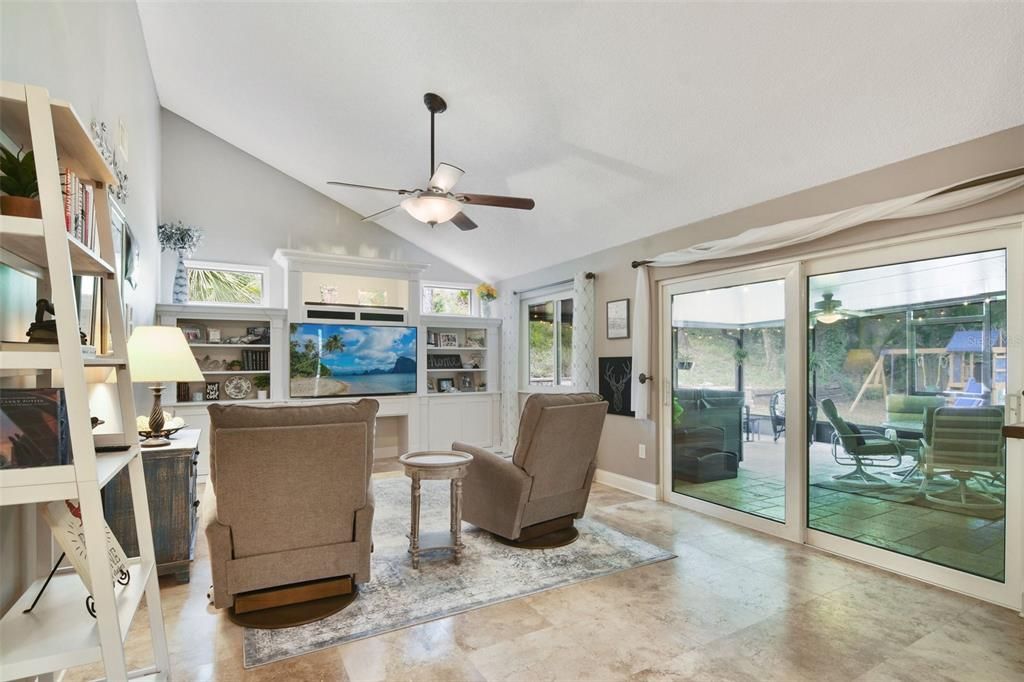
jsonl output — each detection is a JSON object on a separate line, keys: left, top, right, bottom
{"left": 452, "top": 442, "right": 530, "bottom": 482}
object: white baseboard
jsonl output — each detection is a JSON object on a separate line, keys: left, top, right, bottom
{"left": 594, "top": 469, "right": 659, "bottom": 500}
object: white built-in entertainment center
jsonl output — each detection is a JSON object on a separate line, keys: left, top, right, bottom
{"left": 159, "top": 250, "right": 500, "bottom": 481}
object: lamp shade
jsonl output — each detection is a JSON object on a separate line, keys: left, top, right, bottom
{"left": 127, "top": 326, "right": 205, "bottom": 383}
{"left": 401, "top": 195, "right": 462, "bottom": 224}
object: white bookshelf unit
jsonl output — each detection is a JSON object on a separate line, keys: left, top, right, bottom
{"left": 155, "top": 303, "right": 287, "bottom": 479}
{"left": 420, "top": 315, "right": 501, "bottom": 450}
{"left": 0, "top": 82, "right": 170, "bottom": 681}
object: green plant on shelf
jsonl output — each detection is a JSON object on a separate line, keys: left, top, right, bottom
{"left": 0, "top": 147, "right": 39, "bottom": 198}
{"left": 252, "top": 375, "right": 270, "bottom": 390}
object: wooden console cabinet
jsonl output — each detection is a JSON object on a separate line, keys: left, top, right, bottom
{"left": 104, "top": 429, "right": 201, "bottom": 583}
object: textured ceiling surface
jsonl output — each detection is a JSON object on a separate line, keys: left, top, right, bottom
{"left": 137, "top": 2, "right": 1024, "bottom": 281}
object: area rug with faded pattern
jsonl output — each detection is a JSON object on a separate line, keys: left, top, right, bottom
{"left": 243, "top": 475, "right": 674, "bottom": 668}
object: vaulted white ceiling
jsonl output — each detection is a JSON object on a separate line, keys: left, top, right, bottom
{"left": 137, "top": 2, "right": 1024, "bottom": 282}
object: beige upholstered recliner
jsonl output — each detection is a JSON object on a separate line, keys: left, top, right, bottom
{"left": 203, "top": 399, "right": 377, "bottom": 619}
{"left": 453, "top": 393, "right": 608, "bottom": 546}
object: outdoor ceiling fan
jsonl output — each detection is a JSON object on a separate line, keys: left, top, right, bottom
{"left": 812, "top": 293, "right": 863, "bottom": 324}
{"left": 327, "top": 92, "right": 535, "bottom": 231}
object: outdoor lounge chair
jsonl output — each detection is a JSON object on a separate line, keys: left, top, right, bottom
{"left": 820, "top": 398, "right": 904, "bottom": 486}
{"left": 919, "top": 406, "right": 1005, "bottom": 509}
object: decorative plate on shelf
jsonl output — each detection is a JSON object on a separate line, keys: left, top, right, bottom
{"left": 224, "top": 375, "right": 253, "bottom": 400}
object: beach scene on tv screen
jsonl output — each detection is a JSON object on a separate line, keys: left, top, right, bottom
{"left": 289, "top": 324, "right": 417, "bottom": 398}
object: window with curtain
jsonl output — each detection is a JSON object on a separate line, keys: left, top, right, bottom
{"left": 524, "top": 292, "right": 574, "bottom": 387}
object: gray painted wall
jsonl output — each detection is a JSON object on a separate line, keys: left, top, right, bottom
{"left": 500, "top": 126, "right": 1024, "bottom": 484}
{"left": 159, "top": 110, "right": 476, "bottom": 306}
{"left": 0, "top": 0, "right": 162, "bottom": 612}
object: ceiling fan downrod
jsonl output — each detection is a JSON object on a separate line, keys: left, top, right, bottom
{"left": 423, "top": 92, "right": 447, "bottom": 181}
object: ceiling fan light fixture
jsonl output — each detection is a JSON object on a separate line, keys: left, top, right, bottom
{"left": 816, "top": 312, "right": 844, "bottom": 324}
{"left": 814, "top": 293, "right": 845, "bottom": 324}
{"left": 401, "top": 194, "right": 462, "bottom": 225}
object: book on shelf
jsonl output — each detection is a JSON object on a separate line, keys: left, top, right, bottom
{"left": 0, "top": 388, "right": 71, "bottom": 468}
{"left": 242, "top": 348, "right": 269, "bottom": 370}
{"left": 60, "top": 167, "right": 98, "bottom": 250}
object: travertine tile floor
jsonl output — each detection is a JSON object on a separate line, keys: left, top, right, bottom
{"left": 66, "top": 474, "right": 1023, "bottom": 681}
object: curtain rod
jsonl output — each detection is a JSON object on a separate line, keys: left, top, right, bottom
{"left": 514, "top": 272, "right": 594, "bottom": 296}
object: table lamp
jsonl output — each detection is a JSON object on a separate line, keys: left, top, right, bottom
{"left": 127, "top": 326, "right": 204, "bottom": 447}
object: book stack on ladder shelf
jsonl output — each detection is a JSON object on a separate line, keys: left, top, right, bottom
{"left": 0, "top": 82, "right": 170, "bottom": 681}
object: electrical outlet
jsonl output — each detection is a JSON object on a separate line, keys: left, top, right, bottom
{"left": 638, "top": 444, "right": 646, "bottom": 459}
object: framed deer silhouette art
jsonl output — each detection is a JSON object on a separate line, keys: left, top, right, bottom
{"left": 599, "top": 356, "right": 635, "bottom": 417}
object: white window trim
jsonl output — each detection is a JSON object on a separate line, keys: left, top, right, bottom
{"left": 420, "top": 280, "right": 476, "bottom": 316}
{"left": 183, "top": 259, "right": 270, "bottom": 308}
{"left": 519, "top": 286, "right": 575, "bottom": 392}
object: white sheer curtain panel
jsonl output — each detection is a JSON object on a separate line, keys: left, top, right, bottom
{"left": 571, "top": 272, "right": 597, "bottom": 393}
{"left": 500, "top": 291, "right": 521, "bottom": 451}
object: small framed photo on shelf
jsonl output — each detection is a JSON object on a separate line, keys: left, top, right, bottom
{"left": 207, "top": 328, "right": 222, "bottom": 343}
{"left": 438, "top": 378, "right": 455, "bottom": 393}
{"left": 181, "top": 325, "right": 203, "bottom": 343}
{"left": 460, "top": 374, "right": 474, "bottom": 391}
{"left": 465, "top": 329, "right": 486, "bottom": 348}
{"left": 204, "top": 382, "right": 220, "bottom": 401}
{"left": 606, "top": 298, "right": 630, "bottom": 339}
{"left": 438, "top": 332, "right": 459, "bottom": 348}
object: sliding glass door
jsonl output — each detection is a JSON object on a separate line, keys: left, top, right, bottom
{"left": 660, "top": 221, "right": 1022, "bottom": 608}
{"left": 804, "top": 227, "right": 1021, "bottom": 607}
{"left": 661, "top": 265, "right": 804, "bottom": 538}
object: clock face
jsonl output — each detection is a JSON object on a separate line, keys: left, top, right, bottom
{"left": 224, "top": 375, "right": 253, "bottom": 400}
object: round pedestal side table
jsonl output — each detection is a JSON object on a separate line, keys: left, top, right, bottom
{"left": 398, "top": 450, "right": 474, "bottom": 568}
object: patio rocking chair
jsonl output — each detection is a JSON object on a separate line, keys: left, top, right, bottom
{"left": 820, "top": 399, "right": 904, "bottom": 486}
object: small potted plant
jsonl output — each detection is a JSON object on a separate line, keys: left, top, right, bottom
{"left": 476, "top": 282, "right": 498, "bottom": 317}
{"left": 0, "top": 147, "right": 40, "bottom": 218}
{"left": 157, "top": 220, "right": 203, "bottom": 304}
{"left": 252, "top": 374, "right": 270, "bottom": 401}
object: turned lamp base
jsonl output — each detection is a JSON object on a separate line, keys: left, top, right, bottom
{"left": 141, "top": 384, "right": 171, "bottom": 448}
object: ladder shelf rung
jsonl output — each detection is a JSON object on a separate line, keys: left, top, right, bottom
{"left": 0, "top": 215, "right": 115, "bottom": 276}
{"left": 0, "top": 559, "right": 153, "bottom": 682}
{"left": 0, "top": 445, "right": 140, "bottom": 506}
{"left": 0, "top": 344, "right": 127, "bottom": 370}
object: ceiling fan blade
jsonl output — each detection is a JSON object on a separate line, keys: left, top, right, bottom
{"left": 327, "top": 180, "right": 413, "bottom": 194}
{"left": 361, "top": 205, "right": 402, "bottom": 222}
{"left": 428, "top": 162, "right": 464, "bottom": 193}
{"left": 458, "top": 193, "right": 535, "bottom": 210}
{"left": 450, "top": 211, "right": 478, "bottom": 231}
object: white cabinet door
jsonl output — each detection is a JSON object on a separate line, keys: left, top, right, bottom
{"left": 459, "top": 398, "right": 493, "bottom": 447}
{"left": 426, "top": 396, "right": 496, "bottom": 450}
{"left": 428, "top": 400, "right": 464, "bottom": 450}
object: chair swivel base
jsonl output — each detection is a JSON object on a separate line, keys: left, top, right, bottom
{"left": 494, "top": 515, "right": 580, "bottom": 549}
{"left": 227, "top": 576, "right": 357, "bottom": 629}
{"left": 832, "top": 464, "right": 889, "bottom": 487}
{"left": 924, "top": 473, "right": 1004, "bottom": 510}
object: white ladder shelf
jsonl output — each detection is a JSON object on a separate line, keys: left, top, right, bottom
{"left": 0, "top": 82, "right": 170, "bottom": 681}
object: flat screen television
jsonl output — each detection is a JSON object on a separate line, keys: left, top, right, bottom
{"left": 289, "top": 323, "right": 417, "bottom": 399}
